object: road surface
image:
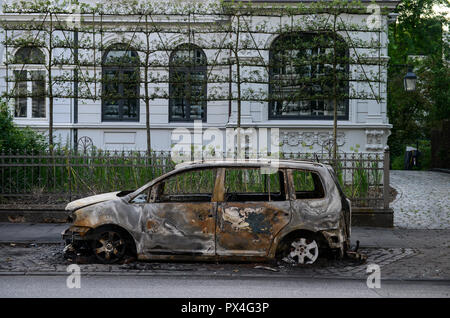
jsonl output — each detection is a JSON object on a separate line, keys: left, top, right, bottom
{"left": 0, "top": 275, "right": 448, "bottom": 298}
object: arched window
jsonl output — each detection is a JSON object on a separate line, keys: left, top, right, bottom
{"left": 269, "top": 32, "right": 349, "bottom": 120}
{"left": 169, "top": 44, "right": 207, "bottom": 122}
{"left": 15, "top": 46, "right": 45, "bottom": 64}
{"left": 102, "top": 44, "right": 140, "bottom": 122}
{"left": 13, "top": 47, "right": 46, "bottom": 118}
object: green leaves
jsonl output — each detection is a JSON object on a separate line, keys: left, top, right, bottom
{"left": 0, "top": 99, "right": 47, "bottom": 153}
{"left": 388, "top": 0, "right": 449, "bottom": 164}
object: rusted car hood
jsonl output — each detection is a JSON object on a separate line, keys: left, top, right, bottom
{"left": 65, "top": 191, "right": 121, "bottom": 211}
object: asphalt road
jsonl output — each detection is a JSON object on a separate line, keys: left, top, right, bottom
{"left": 0, "top": 275, "right": 448, "bottom": 298}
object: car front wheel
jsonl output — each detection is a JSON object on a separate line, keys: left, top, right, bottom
{"left": 282, "top": 237, "right": 319, "bottom": 265}
{"left": 91, "top": 229, "right": 127, "bottom": 264}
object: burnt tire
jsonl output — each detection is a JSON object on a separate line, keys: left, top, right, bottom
{"left": 91, "top": 229, "right": 127, "bottom": 264}
{"left": 280, "top": 236, "right": 320, "bottom": 265}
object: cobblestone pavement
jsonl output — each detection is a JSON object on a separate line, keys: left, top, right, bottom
{"left": 390, "top": 170, "right": 450, "bottom": 229}
{"left": 1, "top": 225, "right": 449, "bottom": 281}
{"left": 0, "top": 242, "right": 448, "bottom": 281}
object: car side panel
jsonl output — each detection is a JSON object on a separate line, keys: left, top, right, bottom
{"left": 139, "top": 202, "right": 216, "bottom": 256}
{"left": 215, "top": 201, "right": 292, "bottom": 256}
{"left": 285, "top": 167, "right": 342, "bottom": 231}
{"left": 266, "top": 167, "right": 346, "bottom": 257}
{"left": 71, "top": 198, "right": 144, "bottom": 249}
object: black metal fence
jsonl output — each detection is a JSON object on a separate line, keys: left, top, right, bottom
{"left": 0, "top": 149, "right": 389, "bottom": 208}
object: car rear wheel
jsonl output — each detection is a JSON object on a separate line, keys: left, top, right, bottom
{"left": 91, "top": 229, "right": 127, "bottom": 264}
{"left": 282, "top": 237, "right": 319, "bottom": 265}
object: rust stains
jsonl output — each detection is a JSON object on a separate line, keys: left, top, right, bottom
{"left": 146, "top": 220, "right": 159, "bottom": 233}
{"left": 222, "top": 207, "right": 261, "bottom": 231}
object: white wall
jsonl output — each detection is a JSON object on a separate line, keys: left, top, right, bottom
{"left": 1, "top": 0, "right": 393, "bottom": 153}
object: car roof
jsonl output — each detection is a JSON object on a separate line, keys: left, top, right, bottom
{"left": 174, "top": 159, "right": 330, "bottom": 170}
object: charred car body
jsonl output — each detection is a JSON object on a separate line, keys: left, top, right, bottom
{"left": 63, "top": 159, "right": 352, "bottom": 264}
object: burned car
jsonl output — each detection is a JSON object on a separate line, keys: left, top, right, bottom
{"left": 63, "top": 159, "right": 352, "bottom": 265}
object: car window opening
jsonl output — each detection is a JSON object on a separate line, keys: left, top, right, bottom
{"left": 292, "top": 169, "right": 325, "bottom": 199}
{"left": 225, "top": 168, "right": 286, "bottom": 202}
{"left": 156, "top": 168, "right": 217, "bottom": 203}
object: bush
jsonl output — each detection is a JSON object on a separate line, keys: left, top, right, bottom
{"left": 416, "top": 139, "right": 431, "bottom": 170}
{"left": 0, "top": 99, "right": 47, "bottom": 153}
{"left": 390, "top": 139, "right": 431, "bottom": 170}
{"left": 391, "top": 155, "right": 404, "bottom": 170}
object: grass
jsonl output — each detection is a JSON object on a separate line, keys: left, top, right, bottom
{"left": 0, "top": 149, "right": 174, "bottom": 201}
{"left": 0, "top": 149, "right": 384, "bottom": 206}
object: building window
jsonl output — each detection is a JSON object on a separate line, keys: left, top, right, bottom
{"left": 13, "top": 47, "right": 46, "bottom": 118}
{"left": 169, "top": 44, "right": 207, "bottom": 122}
{"left": 269, "top": 33, "right": 349, "bottom": 120}
{"left": 102, "top": 44, "right": 140, "bottom": 122}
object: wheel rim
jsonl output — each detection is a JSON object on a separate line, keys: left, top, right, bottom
{"left": 92, "top": 231, "right": 126, "bottom": 263}
{"left": 283, "top": 238, "right": 319, "bottom": 265}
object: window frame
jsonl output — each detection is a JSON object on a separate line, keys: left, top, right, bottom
{"left": 287, "top": 168, "right": 326, "bottom": 200}
{"left": 223, "top": 167, "right": 288, "bottom": 202}
{"left": 12, "top": 47, "right": 47, "bottom": 119}
{"left": 151, "top": 167, "right": 219, "bottom": 203}
{"left": 101, "top": 44, "right": 140, "bottom": 122}
{"left": 169, "top": 44, "right": 207, "bottom": 123}
{"left": 268, "top": 32, "right": 349, "bottom": 121}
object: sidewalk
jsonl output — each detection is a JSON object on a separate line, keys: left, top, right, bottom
{"left": 0, "top": 223, "right": 64, "bottom": 243}
{"left": 390, "top": 170, "right": 450, "bottom": 229}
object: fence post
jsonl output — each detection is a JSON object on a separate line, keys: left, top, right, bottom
{"left": 67, "top": 149, "right": 72, "bottom": 202}
{"left": 383, "top": 146, "right": 390, "bottom": 209}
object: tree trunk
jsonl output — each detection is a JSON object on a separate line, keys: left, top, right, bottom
{"left": 332, "top": 13, "right": 338, "bottom": 165}
{"left": 145, "top": 15, "right": 151, "bottom": 154}
{"left": 48, "top": 13, "right": 53, "bottom": 150}
{"left": 235, "top": 15, "right": 241, "bottom": 157}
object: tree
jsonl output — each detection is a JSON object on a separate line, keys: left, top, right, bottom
{"left": 387, "top": 0, "right": 450, "bottom": 165}
{"left": 1, "top": 0, "right": 88, "bottom": 150}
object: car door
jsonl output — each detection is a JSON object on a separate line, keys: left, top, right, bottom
{"left": 215, "top": 167, "right": 292, "bottom": 257}
{"left": 139, "top": 168, "right": 219, "bottom": 256}
{"left": 287, "top": 168, "right": 330, "bottom": 226}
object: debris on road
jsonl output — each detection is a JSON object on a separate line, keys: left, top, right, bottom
{"left": 345, "top": 251, "right": 367, "bottom": 263}
{"left": 254, "top": 265, "right": 279, "bottom": 272}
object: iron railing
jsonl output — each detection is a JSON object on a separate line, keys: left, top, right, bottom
{"left": 0, "top": 148, "right": 389, "bottom": 208}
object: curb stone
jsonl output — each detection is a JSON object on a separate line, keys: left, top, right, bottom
{"left": 0, "top": 271, "right": 449, "bottom": 283}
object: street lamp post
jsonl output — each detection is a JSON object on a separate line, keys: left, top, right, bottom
{"left": 390, "top": 64, "right": 418, "bottom": 92}
{"left": 403, "top": 66, "right": 418, "bottom": 92}
{"left": 388, "top": 63, "right": 420, "bottom": 169}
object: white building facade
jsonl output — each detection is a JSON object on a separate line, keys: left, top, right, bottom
{"left": 0, "top": 0, "right": 397, "bottom": 154}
